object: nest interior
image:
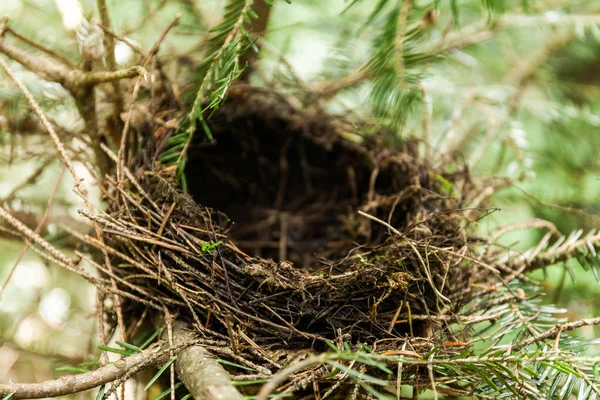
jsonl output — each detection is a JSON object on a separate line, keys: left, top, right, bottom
{"left": 107, "top": 90, "right": 473, "bottom": 351}
{"left": 186, "top": 98, "right": 421, "bottom": 270}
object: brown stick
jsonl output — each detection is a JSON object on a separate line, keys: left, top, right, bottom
{"left": 512, "top": 316, "right": 600, "bottom": 351}
{"left": 97, "top": 0, "right": 124, "bottom": 117}
{"left": 239, "top": 0, "right": 272, "bottom": 81}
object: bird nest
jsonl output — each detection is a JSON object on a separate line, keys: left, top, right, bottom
{"left": 96, "top": 88, "right": 480, "bottom": 394}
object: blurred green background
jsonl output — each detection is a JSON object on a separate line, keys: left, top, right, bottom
{"left": 0, "top": 0, "right": 599, "bottom": 394}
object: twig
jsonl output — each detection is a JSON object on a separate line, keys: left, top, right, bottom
{"left": 239, "top": 0, "right": 272, "bottom": 81}
{"left": 0, "top": 27, "right": 146, "bottom": 89}
{"left": 487, "top": 219, "right": 558, "bottom": 245}
{"left": 0, "top": 166, "right": 66, "bottom": 300}
{"left": 512, "top": 316, "right": 600, "bottom": 351}
{"left": 97, "top": 0, "right": 124, "bottom": 117}
{"left": 0, "top": 51, "right": 128, "bottom": 339}
{"left": 0, "top": 55, "right": 85, "bottom": 189}
{"left": 358, "top": 210, "right": 451, "bottom": 303}
{"left": 257, "top": 355, "right": 328, "bottom": 400}
{"left": 574, "top": 366, "right": 600, "bottom": 397}
{"left": 77, "top": 66, "right": 148, "bottom": 86}
{"left": 4, "top": 24, "right": 74, "bottom": 68}
{"left": 311, "top": 69, "right": 369, "bottom": 100}
{"left": 0, "top": 156, "right": 54, "bottom": 205}
{"left": 357, "top": 210, "right": 401, "bottom": 236}
{"left": 524, "top": 231, "right": 600, "bottom": 272}
{"left": 0, "top": 206, "right": 84, "bottom": 276}
{"left": 394, "top": 0, "right": 411, "bottom": 83}
{"left": 96, "top": 23, "right": 143, "bottom": 56}
{"left": 117, "top": 13, "right": 180, "bottom": 176}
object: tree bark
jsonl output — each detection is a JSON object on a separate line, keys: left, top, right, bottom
{"left": 173, "top": 323, "right": 244, "bottom": 400}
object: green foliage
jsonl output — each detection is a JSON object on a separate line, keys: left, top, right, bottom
{"left": 153, "top": 382, "right": 183, "bottom": 400}
{"left": 217, "top": 358, "right": 256, "bottom": 371}
{"left": 201, "top": 240, "right": 223, "bottom": 253}
{"left": 95, "top": 385, "right": 106, "bottom": 400}
{"left": 533, "top": 229, "right": 600, "bottom": 283}
{"left": 79, "top": 361, "right": 102, "bottom": 367}
{"left": 145, "top": 356, "right": 178, "bottom": 391}
{"left": 97, "top": 344, "right": 135, "bottom": 356}
{"left": 315, "top": 306, "right": 600, "bottom": 398}
{"left": 137, "top": 329, "right": 162, "bottom": 350}
{"left": 115, "top": 339, "right": 142, "bottom": 353}
{"left": 232, "top": 379, "right": 269, "bottom": 385}
{"left": 55, "top": 366, "right": 91, "bottom": 374}
{"left": 365, "top": 2, "right": 431, "bottom": 132}
{"left": 160, "top": 0, "right": 272, "bottom": 191}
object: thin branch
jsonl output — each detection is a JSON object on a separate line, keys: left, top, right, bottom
{"left": 91, "top": 0, "right": 133, "bottom": 366}
{"left": 239, "top": 0, "right": 272, "bottom": 81}
{"left": 0, "top": 27, "right": 71, "bottom": 84}
{"left": 524, "top": 231, "right": 600, "bottom": 272}
{"left": 116, "top": 13, "right": 180, "bottom": 164}
{"left": 3, "top": 24, "right": 74, "bottom": 68}
{"left": 487, "top": 219, "right": 559, "bottom": 245}
{"left": 96, "top": 23, "right": 144, "bottom": 56}
{"left": 0, "top": 166, "right": 66, "bottom": 300}
{"left": 0, "top": 156, "right": 54, "bottom": 205}
{"left": 0, "top": 17, "right": 147, "bottom": 177}
{"left": 141, "top": 14, "right": 181, "bottom": 66}
{"left": 424, "top": 13, "right": 598, "bottom": 56}
{"left": 257, "top": 355, "right": 328, "bottom": 400}
{"left": 311, "top": 69, "right": 369, "bottom": 100}
{"left": 0, "top": 205, "right": 89, "bottom": 277}
{"left": 512, "top": 316, "right": 600, "bottom": 351}
{"left": 0, "top": 55, "right": 88, "bottom": 197}
{"left": 97, "top": 0, "right": 124, "bottom": 117}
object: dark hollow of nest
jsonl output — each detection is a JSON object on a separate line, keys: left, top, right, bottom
{"left": 108, "top": 91, "right": 473, "bottom": 349}
{"left": 186, "top": 102, "right": 415, "bottom": 270}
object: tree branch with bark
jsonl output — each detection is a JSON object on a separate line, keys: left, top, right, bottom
{"left": 0, "top": 325, "right": 242, "bottom": 400}
{"left": 0, "top": 16, "right": 147, "bottom": 176}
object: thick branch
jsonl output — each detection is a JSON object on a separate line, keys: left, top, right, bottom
{"left": 0, "top": 34, "right": 70, "bottom": 85}
{"left": 0, "top": 335, "right": 197, "bottom": 399}
{"left": 75, "top": 66, "right": 148, "bottom": 88}
{"left": 174, "top": 324, "right": 244, "bottom": 400}
{"left": 0, "top": 34, "right": 147, "bottom": 91}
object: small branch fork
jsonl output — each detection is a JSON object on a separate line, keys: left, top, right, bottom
{"left": 0, "top": 16, "right": 147, "bottom": 177}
